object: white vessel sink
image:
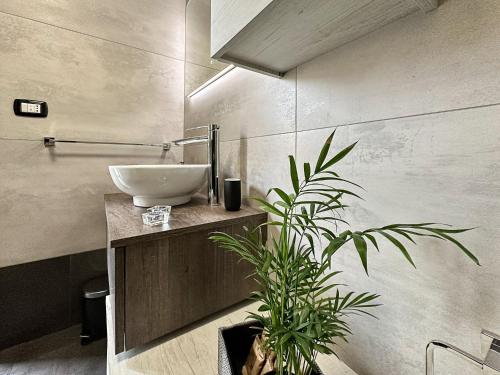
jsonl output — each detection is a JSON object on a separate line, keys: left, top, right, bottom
{"left": 109, "top": 164, "right": 209, "bottom": 207}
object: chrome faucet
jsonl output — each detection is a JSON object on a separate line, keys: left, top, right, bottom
{"left": 173, "top": 124, "right": 220, "bottom": 206}
{"left": 426, "top": 329, "right": 500, "bottom": 374}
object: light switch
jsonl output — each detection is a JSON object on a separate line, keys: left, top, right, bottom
{"left": 21, "top": 102, "right": 41, "bottom": 114}
{"left": 13, "top": 99, "right": 48, "bottom": 118}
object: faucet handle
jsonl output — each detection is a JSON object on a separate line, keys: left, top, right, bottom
{"left": 186, "top": 124, "right": 219, "bottom": 132}
{"left": 185, "top": 125, "right": 209, "bottom": 132}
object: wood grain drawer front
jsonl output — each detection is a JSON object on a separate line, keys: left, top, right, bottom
{"left": 124, "top": 220, "right": 261, "bottom": 350}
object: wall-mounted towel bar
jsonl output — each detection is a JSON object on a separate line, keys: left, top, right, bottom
{"left": 43, "top": 136, "right": 172, "bottom": 151}
{"left": 426, "top": 329, "right": 500, "bottom": 374}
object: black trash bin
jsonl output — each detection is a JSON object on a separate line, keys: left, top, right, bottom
{"left": 80, "top": 275, "right": 109, "bottom": 345}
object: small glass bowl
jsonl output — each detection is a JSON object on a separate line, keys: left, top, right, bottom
{"left": 142, "top": 205, "right": 171, "bottom": 226}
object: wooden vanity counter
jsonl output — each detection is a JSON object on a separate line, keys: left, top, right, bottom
{"left": 105, "top": 193, "right": 266, "bottom": 354}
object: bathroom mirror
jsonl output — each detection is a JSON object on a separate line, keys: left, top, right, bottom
{"left": 185, "top": 0, "right": 229, "bottom": 97}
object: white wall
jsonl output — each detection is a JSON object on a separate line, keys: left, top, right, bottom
{"left": 0, "top": 1, "right": 186, "bottom": 267}
{"left": 185, "top": 0, "right": 500, "bottom": 373}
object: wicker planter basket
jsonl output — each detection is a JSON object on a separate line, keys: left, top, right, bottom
{"left": 218, "top": 320, "right": 324, "bottom": 375}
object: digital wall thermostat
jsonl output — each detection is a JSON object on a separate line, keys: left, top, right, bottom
{"left": 13, "top": 99, "right": 48, "bottom": 118}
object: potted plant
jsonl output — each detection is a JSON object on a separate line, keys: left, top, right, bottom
{"left": 211, "top": 131, "right": 479, "bottom": 375}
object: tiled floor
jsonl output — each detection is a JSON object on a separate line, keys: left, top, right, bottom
{"left": 0, "top": 302, "right": 357, "bottom": 375}
{"left": 108, "top": 300, "right": 357, "bottom": 375}
{"left": 0, "top": 326, "right": 106, "bottom": 375}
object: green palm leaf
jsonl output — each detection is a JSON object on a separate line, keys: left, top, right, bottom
{"left": 209, "top": 130, "right": 478, "bottom": 375}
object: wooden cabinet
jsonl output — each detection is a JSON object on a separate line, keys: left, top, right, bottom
{"left": 105, "top": 194, "right": 267, "bottom": 353}
{"left": 211, "top": 0, "right": 438, "bottom": 77}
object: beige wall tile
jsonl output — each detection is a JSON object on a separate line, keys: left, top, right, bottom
{"left": 0, "top": 12, "right": 184, "bottom": 145}
{"left": 297, "top": 0, "right": 500, "bottom": 131}
{"left": 185, "top": 63, "right": 221, "bottom": 99}
{"left": 242, "top": 133, "right": 295, "bottom": 201}
{"left": 296, "top": 105, "right": 500, "bottom": 375}
{"left": 1, "top": 3, "right": 185, "bottom": 267}
{"left": 183, "top": 142, "right": 207, "bottom": 165}
{"left": 185, "top": 67, "right": 296, "bottom": 141}
{"left": 186, "top": 0, "right": 227, "bottom": 70}
{"left": 220, "top": 140, "right": 241, "bottom": 181}
{"left": 0, "top": 139, "right": 181, "bottom": 268}
{"left": 0, "top": 0, "right": 185, "bottom": 59}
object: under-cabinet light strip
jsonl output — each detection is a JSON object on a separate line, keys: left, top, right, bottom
{"left": 187, "top": 64, "right": 235, "bottom": 98}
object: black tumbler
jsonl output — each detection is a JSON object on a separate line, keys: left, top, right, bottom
{"left": 224, "top": 178, "right": 241, "bottom": 211}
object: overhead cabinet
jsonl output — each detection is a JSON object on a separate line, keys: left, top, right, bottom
{"left": 211, "top": 0, "right": 438, "bottom": 77}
